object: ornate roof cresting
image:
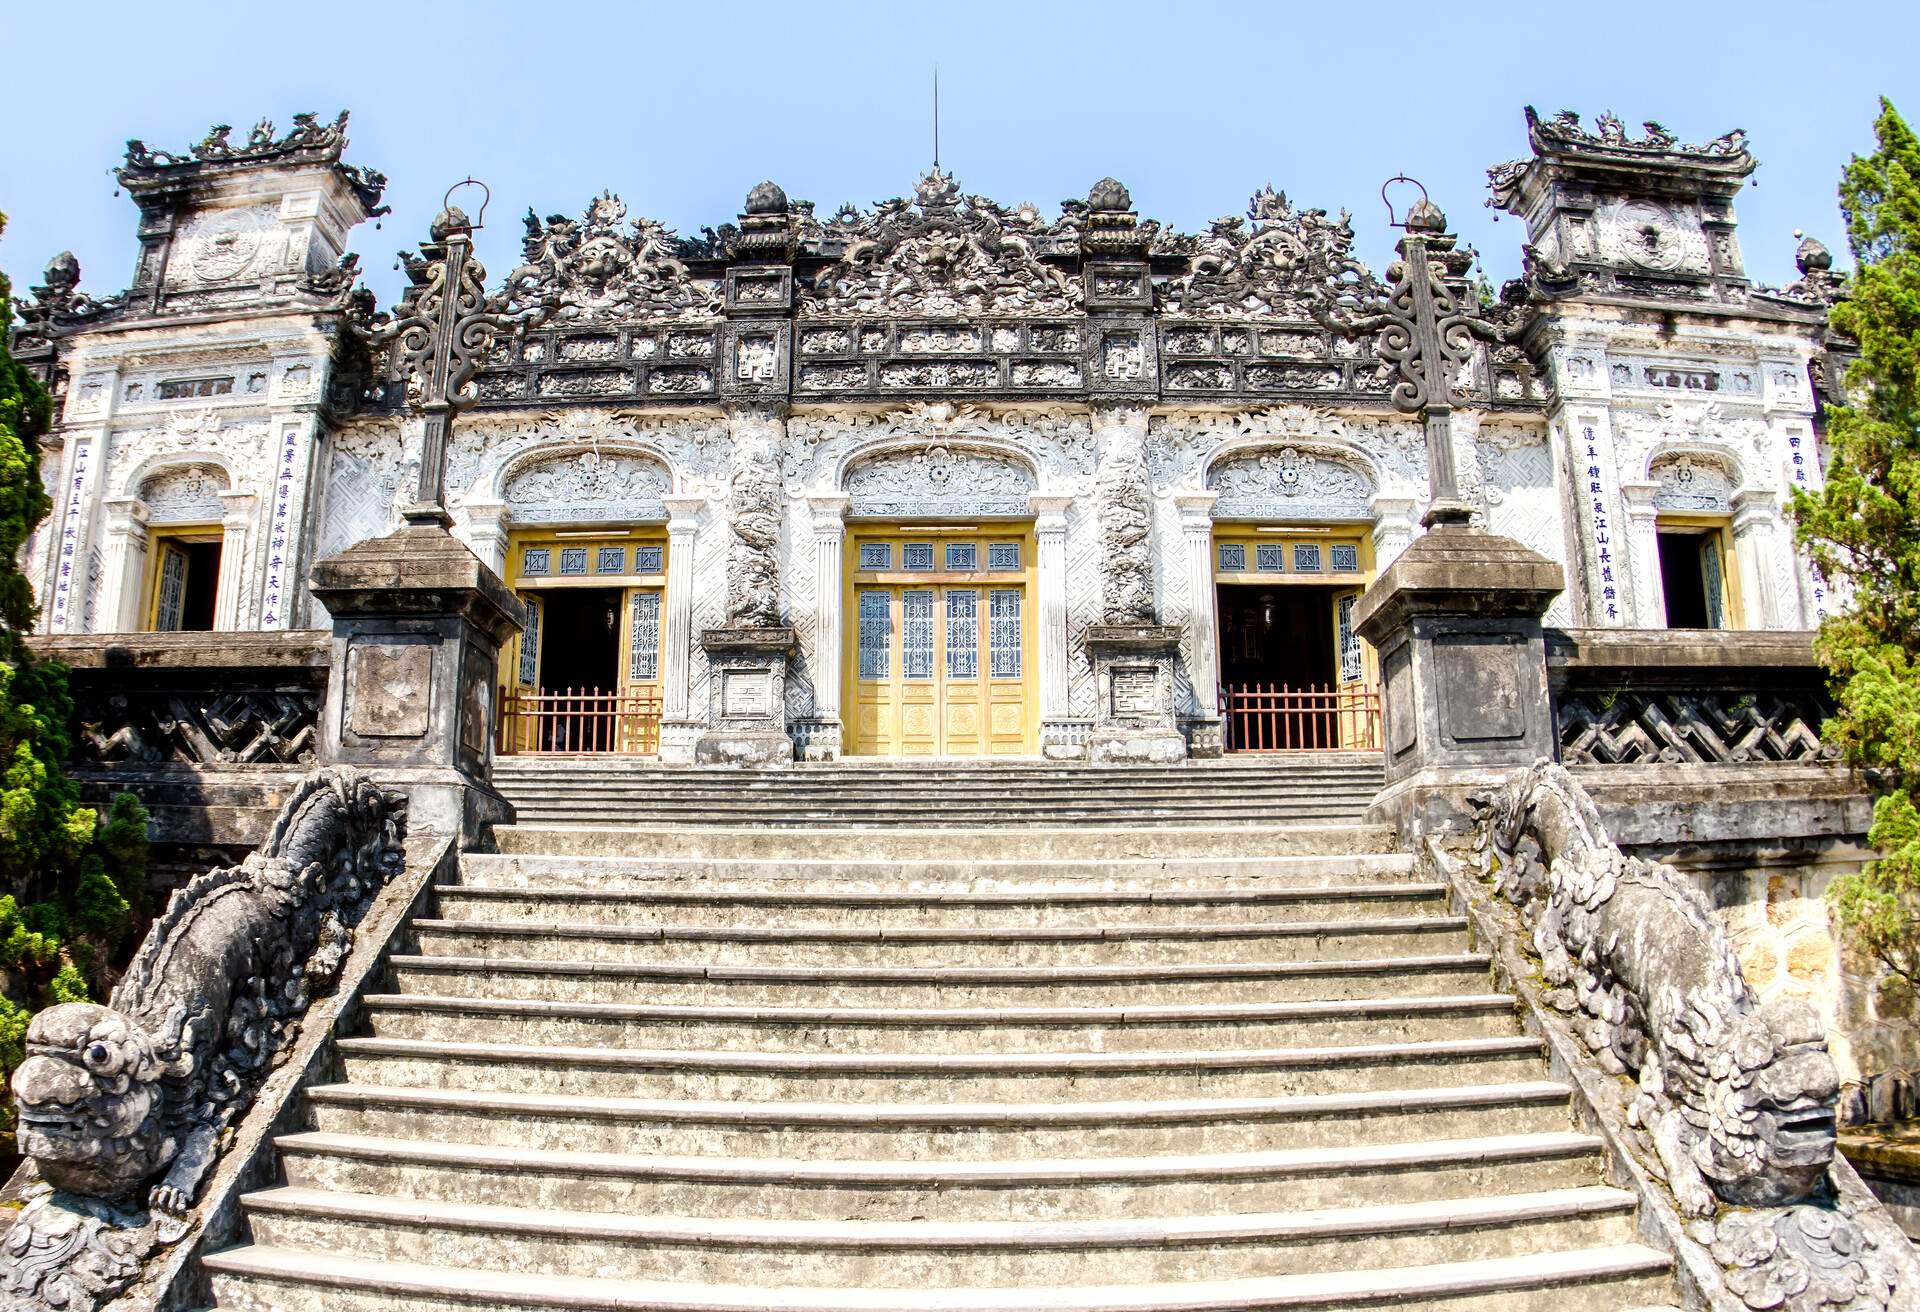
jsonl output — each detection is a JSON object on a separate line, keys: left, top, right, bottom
{"left": 803, "top": 168, "right": 1082, "bottom": 317}
{"left": 118, "top": 111, "right": 387, "bottom": 212}
{"left": 1487, "top": 106, "right": 1754, "bottom": 212}
{"left": 1162, "top": 186, "right": 1368, "bottom": 319}
{"left": 506, "top": 192, "right": 723, "bottom": 323}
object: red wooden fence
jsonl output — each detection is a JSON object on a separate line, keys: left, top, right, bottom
{"left": 1220, "top": 683, "right": 1382, "bottom": 753}
{"left": 496, "top": 688, "right": 663, "bottom": 755}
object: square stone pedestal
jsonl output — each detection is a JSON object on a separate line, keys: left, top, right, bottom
{"left": 1351, "top": 528, "right": 1564, "bottom": 838}
{"left": 1085, "top": 624, "right": 1189, "bottom": 764}
{"left": 696, "top": 627, "right": 797, "bottom": 765}
{"left": 308, "top": 523, "right": 526, "bottom": 847}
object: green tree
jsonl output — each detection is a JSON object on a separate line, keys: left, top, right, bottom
{"left": 1791, "top": 98, "right": 1920, "bottom": 997}
{"left": 0, "top": 214, "right": 150, "bottom": 1138}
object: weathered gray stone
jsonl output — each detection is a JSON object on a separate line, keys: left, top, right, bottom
{"left": 1082, "top": 625, "right": 1188, "bottom": 764}
{"left": 694, "top": 626, "right": 796, "bottom": 765}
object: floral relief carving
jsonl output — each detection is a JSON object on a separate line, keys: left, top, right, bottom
{"left": 1651, "top": 453, "right": 1735, "bottom": 514}
{"left": 1207, "top": 446, "right": 1374, "bottom": 522}
{"left": 507, "top": 192, "right": 722, "bottom": 324}
{"left": 502, "top": 450, "right": 671, "bottom": 524}
{"left": 803, "top": 169, "right": 1082, "bottom": 317}
{"left": 843, "top": 445, "right": 1035, "bottom": 519}
{"left": 1162, "top": 187, "right": 1368, "bottom": 320}
{"left": 138, "top": 464, "right": 229, "bottom": 525}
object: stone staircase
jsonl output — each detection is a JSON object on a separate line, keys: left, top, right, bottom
{"left": 200, "top": 766, "right": 1678, "bottom": 1311}
{"left": 492, "top": 755, "right": 1386, "bottom": 827}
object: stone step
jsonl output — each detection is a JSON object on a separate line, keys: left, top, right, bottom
{"left": 237, "top": 1184, "right": 1636, "bottom": 1287}
{"left": 455, "top": 851, "right": 1419, "bottom": 892}
{"left": 497, "top": 773, "right": 1384, "bottom": 794}
{"left": 273, "top": 1130, "right": 1608, "bottom": 1221}
{"left": 302, "top": 1080, "right": 1576, "bottom": 1159}
{"left": 382, "top": 952, "right": 1496, "bottom": 1007}
{"left": 503, "top": 806, "right": 1372, "bottom": 828}
{"left": 427, "top": 882, "right": 1450, "bottom": 928}
{"left": 490, "top": 759, "right": 1385, "bottom": 781}
{"left": 204, "top": 1240, "right": 1674, "bottom": 1311}
{"left": 336, "top": 1034, "right": 1550, "bottom": 1101}
{"left": 358, "top": 993, "right": 1521, "bottom": 1054}
{"left": 489, "top": 825, "right": 1400, "bottom": 861}
{"left": 405, "top": 915, "right": 1471, "bottom": 966}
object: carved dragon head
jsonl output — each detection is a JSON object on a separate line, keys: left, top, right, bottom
{"left": 10, "top": 1003, "right": 186, "bottom": 1200}
{"left": 1699, "top": 998, "right": 1841, "bottom": 1207}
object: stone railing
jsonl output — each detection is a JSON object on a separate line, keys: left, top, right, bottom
{"left": 1547, "top": 628, "right": 1838, "bottom": 766}
{"left": 29, "top": 631, "right": 330, "bottom": 767}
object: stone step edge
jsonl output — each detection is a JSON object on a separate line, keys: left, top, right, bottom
{"left": 240, "top": 1182, "right": 1634, "bottom": 1248}
{"left": 271, "top": 1129, "right": 1603, "bottom": 1184}
{"left": 384, "top": 952, "right": 1493, "bottom": 984}
{"left": 332, "top": 1033, "right": 1545, "bottom": 1074}
{"left": 432, "top": 884, "right": 1445, "bottom": 906}
{"left": 494, "top": 823, "right": 1395, "bottom": 840}
{"left": 406, "top": 915, "right": 1468, "bottom": 944}
{"left": 302, "top": 1078, "right": 1575, "bottom": 1126}
{"left": 201, "top": 1242, "right": 1673, "bottom": 1311}
{"left": 358, "top": 993, "right": 1519, "bottom": 1026}
{"left": 460, "top": 853, "right": 1414, "bottom": 872}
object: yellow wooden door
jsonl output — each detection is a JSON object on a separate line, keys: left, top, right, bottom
{"left": 620, "top": 587, "right": 664, "bottom": 754}
{"left": 853, "top": 588, "right": 895, "bottom": 754}
{"left": 898, "top": 588, "right": 939, "bottom": 756}
{"left": 985, "top": 586, "right": 1027, "bottom": 754}
{"left": 940, "top": 588, "right": 986, "bottom": 755}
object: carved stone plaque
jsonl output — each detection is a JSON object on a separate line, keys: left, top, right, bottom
{"left": 348, "top": 643, "right": 433, "bottom": 738}
{"left": 1435, "top": 633, "right": 1526, "bottom": 743}
{"left": 1111, "top": 666, "right": 1162, "bottom": 717}
{"left": 722, "top": 669, "right": 774, "bottom": 719}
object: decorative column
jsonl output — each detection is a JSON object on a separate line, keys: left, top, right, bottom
{"left": 1619, "top": 482, "right": 1664, "bottom": 628}
{"left": 1029, "top": 492, "right": 1080, "bottom": 759}
{"left": 1731, "top": 489, "right": 1783, "bottom": 630}
{"left": 658, "top": 494, "right": 705, "bottom": 762}
{"left": 1369, "top": 495, "right": 1419, "bottom": 572}
{"left": 461, "top": 498, "right": 510, "bottom": 578}
{"left": 801, "top": 494, "right": 849, "bottom": 761}
{"left": 97, "top": 498, "right": 150, "bottom": 634}
{"left": 697, "top": 403, "right": 797, "bottom": 765}
{"left": 1084, "top": 404, "right": 1187, "bottom": 763}
{"left": 1173, "top": 491, "right": 1222, "bottom": 757}
{"left": 214, "top": 491, "right": 256, "bottom": 631}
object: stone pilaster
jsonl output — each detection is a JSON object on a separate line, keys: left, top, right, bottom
{"left": 801, "top": 493, "right": 850, "bottom": 761}
{"left": 214, "top": 491, "right": 256, "bottom": 631}
{"left": 1620, "top": 481, "right": 1663, "bottom": 627}
{"left": 1029, "top": 492, "right": 1078, "bottom": 757}
{"left": 1369, "top": 495, "right": 1420, "bottom": 572}
{"left": 1731, "top": 488, "right": 1783, "bottom": 629}
{"left": 460, "top": 498, "right": 510, "bottom": 579}
{"left": 1173, "top": 491, "right": 1222, "bottom": 752}
{"left": 659, "top": 494, "right": 704, "bottom": 762}
{"left": 97, "top": 497, "right": 149, "bottom": 633}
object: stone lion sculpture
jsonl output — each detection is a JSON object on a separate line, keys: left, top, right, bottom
{"left": 10, "top": 768, "right": 406, "bottom": 1221}
{"left": 1473, "top": 759, "right": 1840, "bottom": 1218}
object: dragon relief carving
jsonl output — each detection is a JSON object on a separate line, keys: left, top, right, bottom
{"left": 725, "top": 420, "right": 782, "bottom": 627}
{"left": 805, "top": 168, "right": 1082, "bottom": 317}
{"left": 2, "top": 769, "right": 407, "bottom": 1312}
{"left": 1474, "top": 762, "right": 1841, "bottom": 1218}
{"left": 1096, "top": 412, "right": 1155, "bottom": 625}
{"left": 1164, "top": 186, "right": 1367, "bottom": 320}
{"left": 507, "top": 192, "right": 722, "bottom": 324}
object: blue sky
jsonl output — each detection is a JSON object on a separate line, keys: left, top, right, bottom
{"left": 3, "top": 0, "right": 1915, "bottom": 310}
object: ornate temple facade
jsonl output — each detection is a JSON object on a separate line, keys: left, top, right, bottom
{"left": 10, "top": 108, "right": 1854, "bottom": 762}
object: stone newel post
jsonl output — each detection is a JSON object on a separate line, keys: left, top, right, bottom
{"left": 309, "top": 523, "right": 525, "bottom": 846}
{"left": 1352, "top": 529, "right": 1564, "bottom": 837}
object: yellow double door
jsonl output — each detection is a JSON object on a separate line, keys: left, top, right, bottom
{"left": 852, "top": 584, "right": 1028, "bottom": 756}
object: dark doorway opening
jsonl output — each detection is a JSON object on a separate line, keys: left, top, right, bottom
{"left": 1218, "top": 585, "right": 1337, "bottom": 687}
{"left": 177, "top": 540, "right": 221, "bottom": 631}
{"left": 1218, "top": 584, "right": 1355, "bottom": 751}
{"left": 1657, "top": 530, "right": 1714, "bottom": 629}
{"left": 537, "top": 588, "right": 622, "bottom": 693}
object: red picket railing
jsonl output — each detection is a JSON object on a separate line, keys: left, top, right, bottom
{"left": 1220, "top": 683, "right": 1382, "bottom": 753}
{"left": 496, "top": 687, "right": 663, "bottom": 755}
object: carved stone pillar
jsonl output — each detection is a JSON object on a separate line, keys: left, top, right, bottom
{"left": 659, "top": 495, "right": 704, "bottom": 762}
{"left": 801, "top": 493, "right": 850, "bottom": 761}
{"left": 1174, "top": 491, "right": 1222, "bottom": 756}
{"left": 1093, "top": 404, "right": 1153, "bottom": 626}
{"left": 461, "top": 498, "right": 510, "bottom": 578}
{"left": 697, "top": 405, "right": 796, "bottom": 765}
{"left": 1369, "top": 495, "right": 1419, "bottom": 572}
{"left": 1029, "top": 493, "right": 1079, "bottom": 758}
{"left": 98, "top": 498, "right": 150, "bottom": 634}
{"left": 214, "top": 491, "right": 256, "bottom": 631}
{"left": 1620, "top": 482, "right": 1663, "bottom": 628}
{"left": 1731, "top": 489, "right": 1782, "bottom": 630}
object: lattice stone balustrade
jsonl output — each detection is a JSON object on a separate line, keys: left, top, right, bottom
{"left": 1546, "top": 628, "right": 1838, "bottom": 767}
